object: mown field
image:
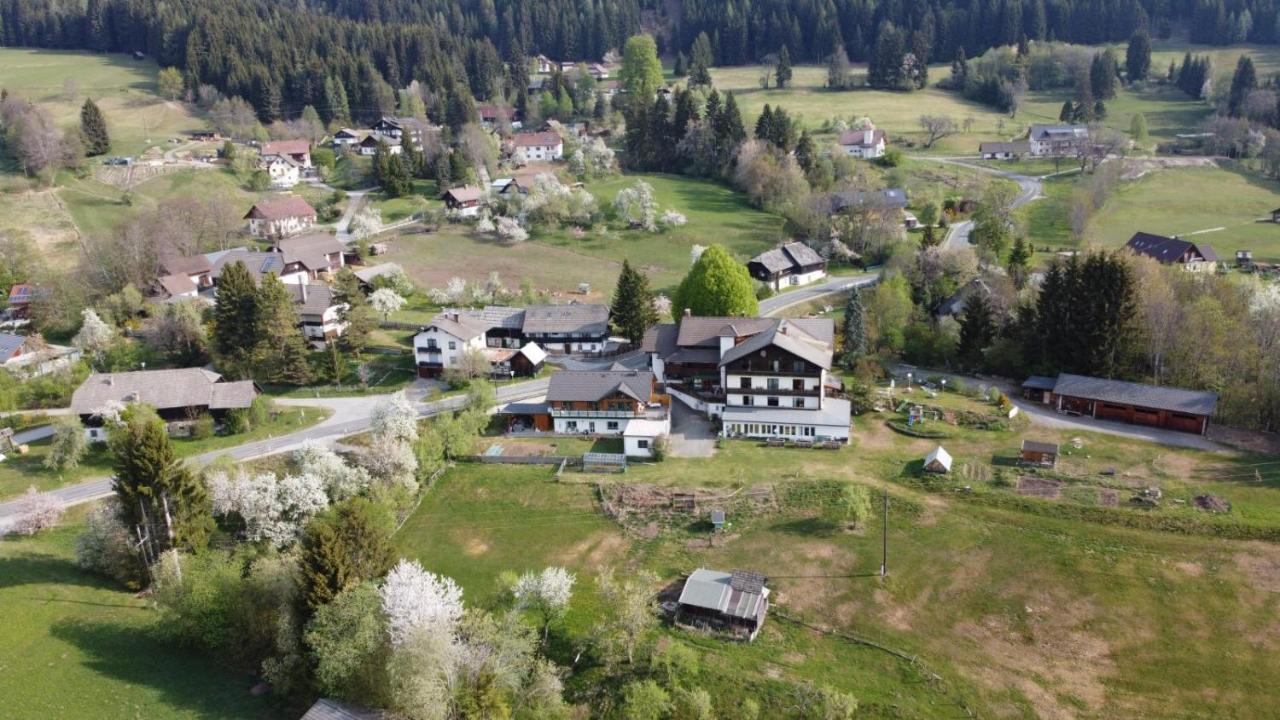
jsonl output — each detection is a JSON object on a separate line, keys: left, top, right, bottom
{"left": 392, "top": 391, "right": 1280, "bottom": 718}
{"left": 0, "top": 507, "right": 277, "bottom": 719}
{"left": 381, "top": 173, "right": 786, "bottom": 300}
{"left": 0, "top": 48, "right": 206, "bottom": 158}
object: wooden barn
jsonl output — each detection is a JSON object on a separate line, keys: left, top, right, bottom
{"left": 1049, "top": 374, "right": 1218, "bottom": 435}
{"left": 1020, "top": 439, "right": 1059, "bottom": 467}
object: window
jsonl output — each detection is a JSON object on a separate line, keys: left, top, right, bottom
{"left": 793, "top": 360, "right": 806, "bottom": 373}
{"left": 426, "top": 339, "right": 438, "bottom": 349}
{"left": 566, "top": 421, "right": 578, "bottom": 430}
{"left": 767, "top": 397, "right": 779, "bottom": 407}
{"left": 606, "top": 421, "right": 619, "bottom": 431}
{"left": 793, "top": 378, "right": 805, "bottom": 391}
{"left": 739, "top": 377, "right": 751, "bottom": 389}
{"left": 637, "top": 439, "right": 649, "bottom": 449}
{"left": 767, "top": 378, "right": 780, "bottom": 390}
{"left": 448, "top": 341, "right": 457, "bottom": 350}
{"left": 793, "top": 398, "right": 805, "bottom": 408}
{"left": 803, "top": 427, "right": 815, "bottom": 437}
{"left": 742, "top": 395, "right": 753, "bottom": 406}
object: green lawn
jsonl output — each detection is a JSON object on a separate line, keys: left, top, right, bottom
{"left": 1019, "top": 174, "right": 1077, "bottom": 251}
{"left": 0, "top": 48, "right": 207, "bottom": 158}
{"left": 382, "top": 173, "right": 785, "bottom": 299}
{"left": 1084, "top": 163, "right": 1280, "bottom": 261}
{"left": 0, "top": 406, "right": 329, "bottom": 499}
{"left": 0, "top": 508, "right": 277, "bottom": 719}
{"left": 59, "top": 167, "right": 262, "bottom": 241}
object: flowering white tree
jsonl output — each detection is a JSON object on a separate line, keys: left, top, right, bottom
{"left": 512, "top": 566, "right": 576, "bottom": 641}
{"left": 370, "top": 288, "right": 407, "bottom": 321}
{"left": 208, "top": 470, "right": 329, "bottom": 547}
{"left": 475, "top": 210, "right": 496, "bottom": 234}
{"left": 351, "top": 207, "right": 383, "bottom": 242}
{"left": 580, "top": 137, "right": 617, "bottom": 177}
{"left": 364, "top": 392, "right": 420, "bottom": 488}
{"left": 364, "top": 434, "right": 420, "bottom": 491}
{"left": 293, "top": 440, "right": 371, "bottom": 500}
{"left": 371, "top": 391, "right": 419, "bottom": 446}
{"left": 373, "top": 264, "right": 415, "bottom": 296}
{"left": 73, "top": 308, "right": 115, "bottom": 366}
{"left": 91, "top": 399, "right": 126, "bottom": 427}
{"left": 12, "top": 485, "right": 65, "bottom": 535}
{"left": 496, "top": 215, "right": 528, "bottom": 244}
{"left": 380, "top": 559, "right": 465, "bottom": 647}
{"left": 660, "top": 210, "right": 687, "bottom": 228}
{"left": 613, "top": 180, "right": 658, "bottom": 232}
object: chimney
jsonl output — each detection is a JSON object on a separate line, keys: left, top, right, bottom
{"left": 683, "top": 308, "right": 692, "bottom": 317}
{"left": 297, "top": 275, "right": 307, "bottom": 303}
{"left": 864, "top": 128, "right": 874, "bottom": 145}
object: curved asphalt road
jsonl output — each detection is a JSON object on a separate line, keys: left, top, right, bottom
{"left": 920, "top": 157, "right": 1043, "bottom": 250}
{"left": 759, "top": 272, "right": 880, "bottom": 317}
{"left": 0, "top": 378, "right": 548, "bottom": 531}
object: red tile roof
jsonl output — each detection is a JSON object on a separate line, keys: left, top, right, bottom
{"left": 261, "top": 139, "right": 310, "bottom": 156}
{"left": 244, "top": 195, "right": 318, "bottom": 221}
{"left": 513, "top": 131, "right": 562, "bottom": 147}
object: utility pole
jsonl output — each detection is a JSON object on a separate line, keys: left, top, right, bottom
{"left": 880, "top": 487, "right": 889, "bottom": 577}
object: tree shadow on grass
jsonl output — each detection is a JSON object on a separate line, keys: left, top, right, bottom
{"left": 48, "top": 618, "right": 276, "bottom": 719}
{"left": 0, "top": 552, "right": 118, "bottom": 592}
{"left": 771, "top": 516, "right": 843, "bottom": 537}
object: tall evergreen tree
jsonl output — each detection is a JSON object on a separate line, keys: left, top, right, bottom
{"left": 673, "top": 52, "right": 688, "bottom": 78}
{"left": 610, "top": 260, "right": 658, "bottom": 345}
{"left": 754, "top": 104, "right": 775, "bottom": 142}
{"left": 111, "top": 409, "right": 211, "bottom": 564}
{"left": 1125, "top": 29, "right": 1152, "bottom": 82}
{"left": 255, "top": 273, "right": 312, "bottom": 385}
{"left": 775, "top": 46, "right": 793, "bottom": 89}
{"left": 212, "top": 261, "right": 260, "bottom": 378}
{"left": 839, "top": 288, "right": 867, "bottom": 368}
{"left": 1228, "top": 54, "right": 1257, "bottom": 117}
{"left": 1007, "top": 236, "right": 1031, "bottom": 288}
{"left": 299, "top": 497, "right": 395, "bottom": 612}
{"left": 957, "top": 290, "right": 996, "bottom": 369}
{"left": 1089, "top": 50, "right": 1118, "bottom": 100}
{"left": 689, "top": 32, "right": 715, "bottom": 86}
{"left": 334, "top": 268, "right": 376, "bottom": 358}
{"left": 795, "top": 131, "right": 816, "bottom": 174}
{"left": 80, "top": 98, "right": 110, "bottom": 156}
{"left": 1059, "top": 100, "right": 1075, "bottom": 122}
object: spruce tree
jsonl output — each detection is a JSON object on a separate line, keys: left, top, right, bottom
{"left": 334, "top": 268, "right": 375, "bottom": 358}
{"left": 673, "top": 52, "right": 688, "bottom": 78}
{"left": 212, "top": 260, "right": 260, "bottom": 378}
{"left": 839, "top": 288, "right": 866, "bottom": 368}
{"left": 957, "top": 290, "right": 996, "bottom": 370}
{"left": 690, "top": 32, "right": 715, "bottom": 86}
{"left": 80, "top": 98, "right": 110, "bottom": 156}
{"left": 1007, "top": 236, "right": 1031, "bottom": 288}
{"left": 775, "top": 46, "right": 792, "bottom": 89}
{"left": 1228, "top": 55, "right": 1257, "bottom": 117}
{"left": 610, "top": 260, "right": 658, "bottom": 345}
{"left": 1089, "top": 50, "right": 1118, "bottom": 100}
{"left": 1126, "top": 29, "right": 1152, "bottom": 82}
{"left": 299, "top": 497, "right": 395, "bottom": 612}
{"left": 255, "top": 273, "right": 312, "bottom": 385}
{"left": 795, "top": 131, "right": 816, "bottom": 174}
{"left": 111, "top": 409, "right": 211, "bottom": 563}
{"left": 754, "top": 104, "right": 775, "bottom": 142}
{"left": 1059, "top": 100, "right": 1075, "bottom": 123}
{"left": 718, "top": 93, "right": 746, "bottom": 147}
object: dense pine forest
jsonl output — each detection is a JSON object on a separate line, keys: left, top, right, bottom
{"left": 1, "top": 0, "right": 1278, "bottom": 123}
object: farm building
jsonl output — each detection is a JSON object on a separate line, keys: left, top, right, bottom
{"left": 1021, "top": 376, "right": 1058, "bottom": 403}
{"left": 487, "top": 342, "right": 547, "bottom": 378}
{"left": 747, "top": 242, "right": 827, "bottom": 290}
{"left": 837, "top": 123, "right": 887, "bottom": 159}
{"left": 1047, "top": 373, "right": 1218, "bottom": 435}
{"left": 1020, "top": 439, "right": 1059, "bottom": 467}
{"left": 440, "top": 186, "right": 485, "bottom": 217}
{"left": 676, "top": 569, "right": 769, "bottom": 641}
{"left": 923, "top": 445, "right": 952, "bottom": 474}
{"left": 980, "top": 140, "right": 1031, "bottom": 160}
{"left": 70, "top": 368, "right": 258, "bottom": 442}
{"left": 1124, "top": 232, "right": 1218, "bottom": 272}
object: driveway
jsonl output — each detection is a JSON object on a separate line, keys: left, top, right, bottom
{"left": 759, "top": 272, "right": 880, "bottom": 317}
{"left": 666, "top": 398, "right": 716, "bottom": 458}
{"left": 916, "top": 157, "right": 1043, "bottom": 250}
{"left": 0, "top": 378, "right": 550, "bottom": 531}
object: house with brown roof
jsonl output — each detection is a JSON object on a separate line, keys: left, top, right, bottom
{"left": 643, "top": 314, "right": 850, "bottom": 443}
{"left": 359, "top": 133, "right": 401, "bottom": 156}
{"left": 838, "top": 123, "right": 887, "bottom": 159}
{"left": 411, "top": 303, "right": 611, "bottom": 377}
{"left": 440, "top": 186, "right": 485, "bottom": 217}
{"left": 497, "top": 369, "right": 669, "bottom": 456}
{"left": 272, "top": 233, "right": 346, "bottom": 278}
{"left": 286, "top": 280, "right": 347, "bottom": 340}
{"left": 477, "top": 105, "right": 516, "bottom": 130}
{"left": 512, "top": 131, "right": 563, "bottom": 163}
{"left": 260, "top": 139, "right": 311, "bottom": 168}
{"left": 1125, "top": 232, "right": 1218, "bottom": 272}
{"left": 747, "top": 242, "right": 827, "bottom": 290}
{"left": 245, "top": 196, "right": 317, "bottom": 239}
{"left": 411, "top": 310, "right": 491, "bottom": 378}
{"left": 71, "top": 368, "right": 258, "bottom": 441}
{"left": 260, "top": 153, "right": 302, "bottom": 188}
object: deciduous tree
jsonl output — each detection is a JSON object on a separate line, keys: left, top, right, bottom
{"left": 672, "top": 244, "right": 759, "bottom": 318}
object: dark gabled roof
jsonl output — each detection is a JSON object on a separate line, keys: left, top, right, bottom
{"left": 244, "top": 195, "right": 316, "bottom": 221}
{"left": 750, "top": 242, "right": 826, "bottom": 275}
{"left": 0, "top": 333, "right": 26, "bottom": 359}
{"left": 70, "top": 368, "right": 257, "bottom": 415}
{"left": 819, "top": 188, "right": 909, "bottom": 214}
{"left": 1124, "top": 232, "right": 1213, "bottom": 264}
{"left": 276, "top": 233, "right": 344, "bottom": 270}
{"left": 1022, "top": 375, "right": 1058, "bottom": 391}
{"left": 161, "top": 254, "right": 213, "bottom": 277}
{"left": 641, "top": 323, "right": 678, "bottom": 355}
{"left": 286, "top": 283, "right": 341, "bottom": 317}
{"left": 420, "top": 314, "right": 490, "bottom": 342}
{"left": 300, "top": 698, "right": 385, "bottom": 720}
{"left": 837, "top": 127, "right": 887, "bottom": 147}
{"left": 1052, "top": 373, "right": 1219, "bottom": 416}
{"left": 521, "top": 303, "right": 610, "bottom": 335}
{"left": 440, "top": 185, "right": 485, "bottom": 203}
{"left": 546, "top": 370, "right": 653, "bottom": 403}
{"left": 980, "top": 140, "right": 1031, "bottom": 153}
{"left": 718, "top": 319, "right": 833, "bottom": 370}
{"left": 675, "top": 317, "right": 776, "bottom": 348}
{"left": 1029, "top": 124, "right": 1089, "bottom": 140}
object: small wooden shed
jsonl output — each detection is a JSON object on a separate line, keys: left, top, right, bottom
{"left": 1020, "top": 439, "right": 1059, "bottom": 467}
{"left": 923, "top": 445, "right": 952, "bottom": 474}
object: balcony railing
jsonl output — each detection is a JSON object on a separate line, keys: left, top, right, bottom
{"left": 549, "top": 408, "right": 667, "bottom": 420}
{"left": 735, "top": 386, "right": 820, "bottom": 397}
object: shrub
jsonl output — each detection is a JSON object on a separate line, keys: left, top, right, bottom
{"left": 878, "top": 147, "right": 904, "bottom": 167}
{"left": 12, "top": 486, "right": 65, "bottom": 535}
{"left": 75, "top": 502, "right": 143, "bottom": 588}
{"left": 756, "top": 283, "right": 775, "bottom": 300}
{"left": 190, "top": 414, "right": 215, "bottom": 440}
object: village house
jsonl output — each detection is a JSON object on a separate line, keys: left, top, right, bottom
{"left": 4, "top": 283, "right": 44, "bottom": 322}
{"left": 521, "top": 304, "right": 611, "bottom": 352}
{"left": 1125, "top": 232, "right": 1218, "bottom": 272}
{"left": 70, "top": 368, "right": 258, "bottom": 442}
{"left": 1028, "top": 124, "right": 1089, "bottom": 156}
{"left": 272, "top": 233, "right": 346, "bottom": 278}
{"left": 440, "top": 186, "right": 486, "bottom": 217}
{"left": 512, "top": 131, "right": 564, "bottom": 163}
{"left": 260, "top": 153, "right": 302, "bottom": 188}
{"left": 477, "top": 105, "right": 516, "bottom": 130}
{"left": 151, "top": 254, "right": 215, "bottom": 302}
{"left": 287, "top": 281, "right": 347, "bottom": 341}
{"left": 0, "top": 333, "right": 80, "bottom": 378}
{"left": 244, "top": 195, "right": 317, "bottom": 239}
{"left": 498, "top": 369, "right": 669, "bottom": 456}
{"left": 260, "top": 139, "right": 312, "bottom": 168}
{"left": 1022, "top": 373, "right": 1219, "bottom": 435}
{"left": 837, "top": 123, "right": 887, "bottom": 159}
{"left": 332, "top": 128, "right": 365, "bottom": 149}
{"left": 487, "top": 343, "right": 547, "bottom": 379}
{"left": 412, "top": 311, "right": 490, "bottom": 378}
{"left": 370, "top": 116, "right": 431, "bottom": 146}
{"left": 979, "top": 140, "right": 1031, "bottom": 160}
{"left": 676, "top": 569, "right": 769, "bottom": 641}
{"left": 747, "top": 242, "right": 827, "bottom": 290}
{"left": 359, "top": 134, "right": 401, "bottom": 156}
{"left": 534, "top": 54, "right": 556, "bottom": 73}
{"left": 643, "top": 315, "right": 851, "bottom": 443}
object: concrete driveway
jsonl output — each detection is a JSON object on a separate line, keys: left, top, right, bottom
{"left": 666, "top": 398, "right": 716, "bottom": 458}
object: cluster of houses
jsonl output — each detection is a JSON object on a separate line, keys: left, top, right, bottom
{"left": 258, "top": 139, "right": 313, "bottom": 189}
{"left": 980, "top": 124, "right": 1091, "bottom": 160}
{"left": 0, "top": 332, "right": 80, "bottom": 378}
{"left": 413, "top": 303, "right": 610, "bottom": 378}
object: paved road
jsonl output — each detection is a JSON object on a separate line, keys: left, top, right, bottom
{"left": 918, "top": 157, "right": 1042, "bottom": 250}
{"left": 666, "top": 398, "right": 716, "bottom": 458}
{"left": 0, "top": 378, "right": 548, "bottom": 531}
{"left": 759, "top": 272, "right": 880, "bottom": 317}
